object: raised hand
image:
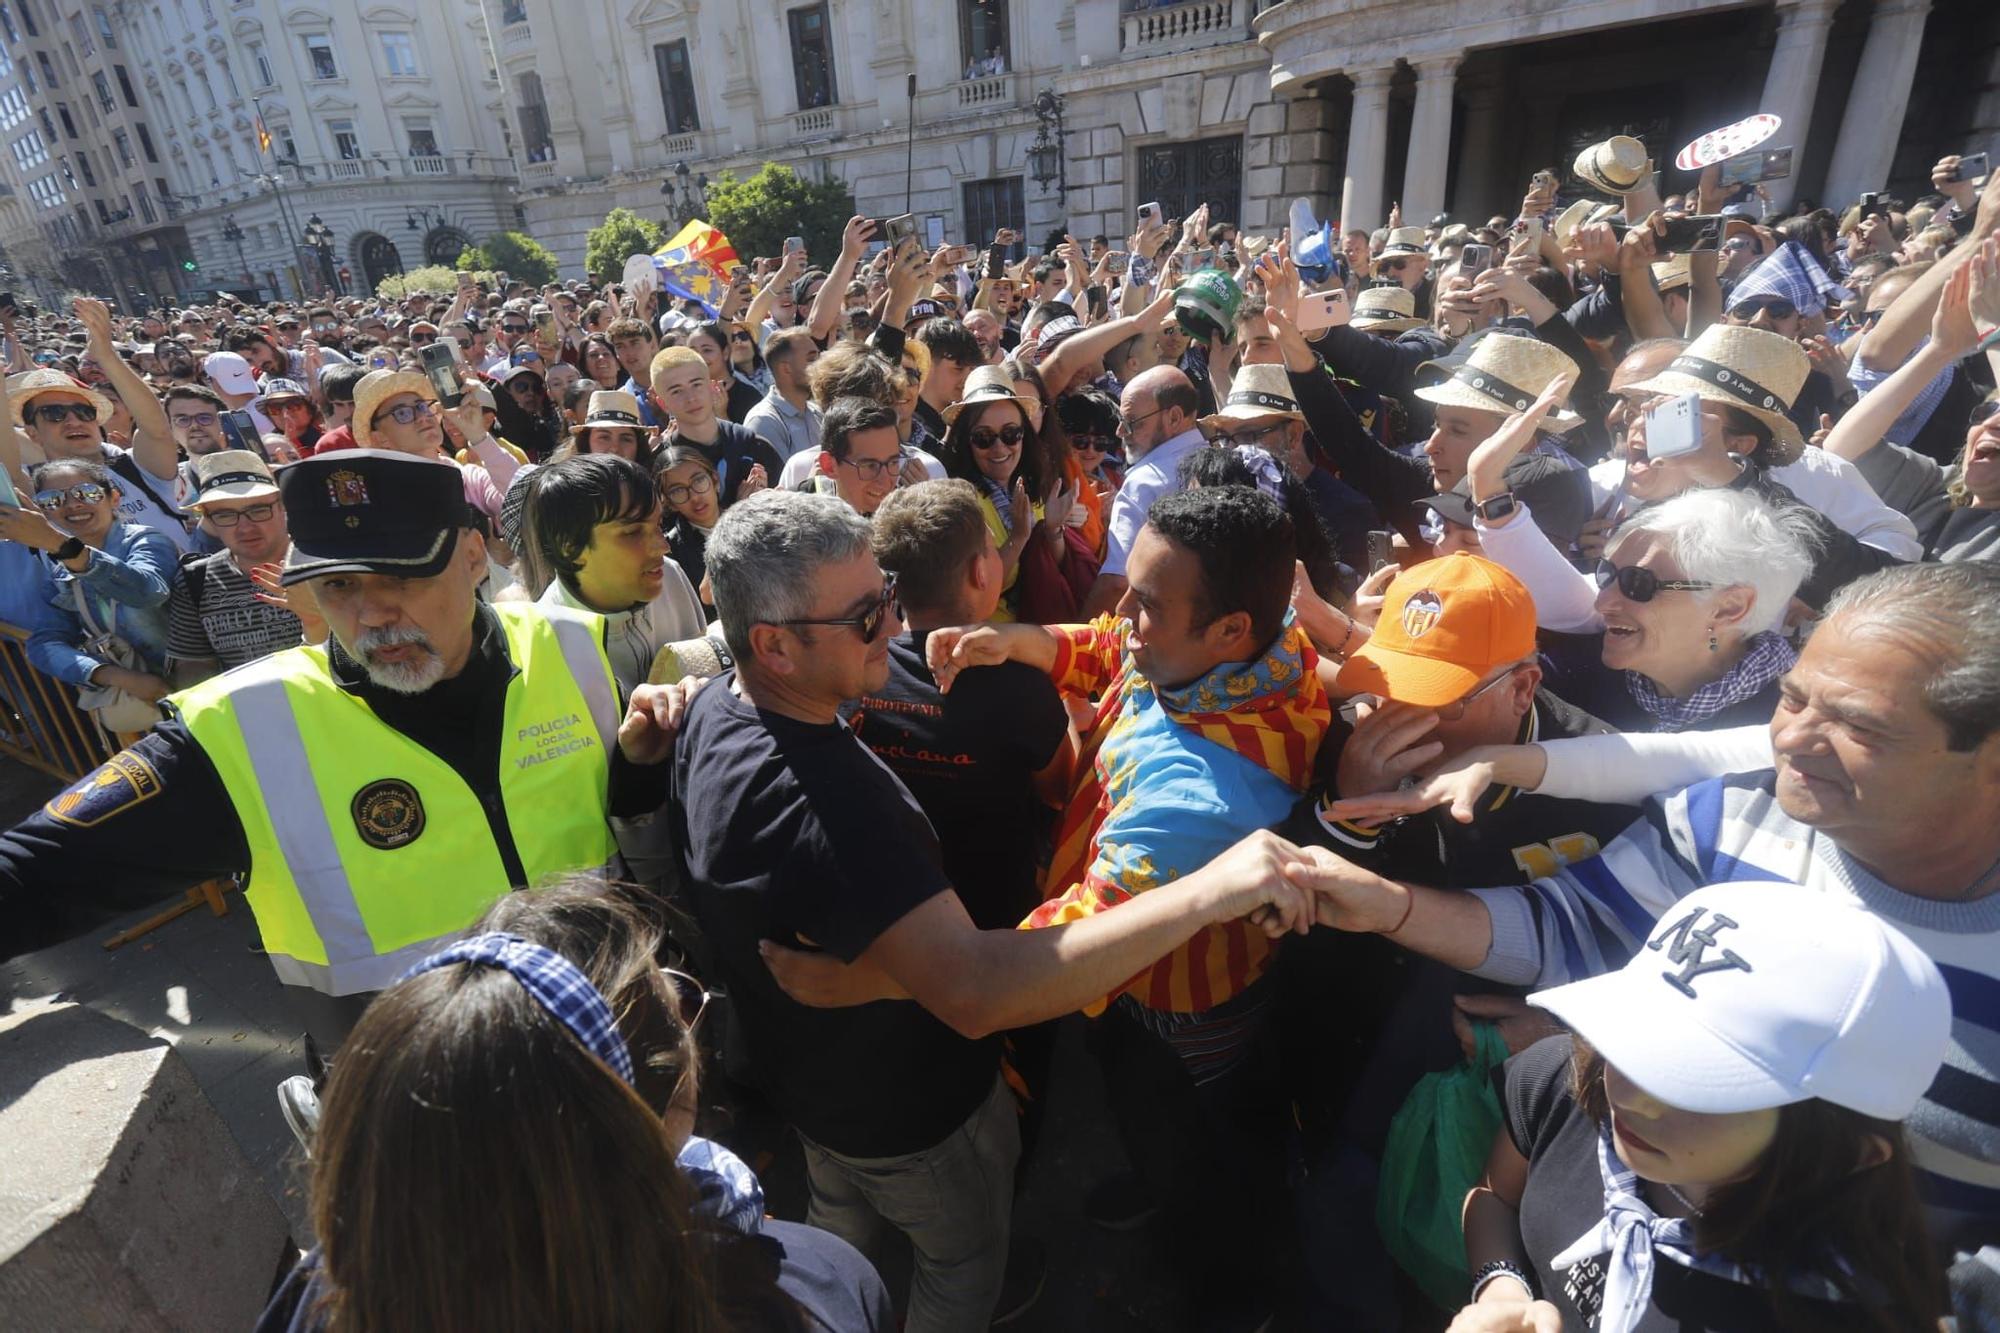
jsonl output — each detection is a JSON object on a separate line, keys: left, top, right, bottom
{"left": 841, "top": 213, "right": 878, "bottom": 257}
{"left": 924, "top": 624, "right": 1009, "bottom": 693}
{"left": 735, "top": 462, "right": 769, "bottom": 501}
{"left": 1335, "top": 699, "right": 1444, "bottom": 806}
{"left": 617, "top": 676, "right": 712, "bottom": 764}
{"left": 73, "top": 296, "right": 115, "bottom": 346}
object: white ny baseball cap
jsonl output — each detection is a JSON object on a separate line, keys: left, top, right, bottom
{"left": 1529, "top": 882, "right": 1950, "bottom": 1121}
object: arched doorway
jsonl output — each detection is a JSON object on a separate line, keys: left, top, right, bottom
{"left": 425, "top": 226, "right": 474, "bottom": 265}
{"left": 357, "top": 233, "right": 404, "bottom": 292}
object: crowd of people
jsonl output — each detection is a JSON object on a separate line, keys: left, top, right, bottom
{"left": 2, "top": 134, "right": 1999, "bottom": 1331}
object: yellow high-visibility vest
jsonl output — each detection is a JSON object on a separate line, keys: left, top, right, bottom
{"left": 174, "top": 603, "right": 620, "bottom": 996}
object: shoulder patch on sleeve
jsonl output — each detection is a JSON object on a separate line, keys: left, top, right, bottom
{"left": 44, "top": 750, "right": 165, "bottom": 828}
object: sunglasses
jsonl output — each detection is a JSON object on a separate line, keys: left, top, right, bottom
{"left": 1593, "top": 557, "right": 1716, "bottom": 602}
{"left": 373, "top": 399, "right": 439, "bottom": 427}
{"left": 732, "top": 331, "right": 752, "bottom": 343}
{"left": 969, "top": 423, "right": 1025, "bottom": 451}
{"left": 454, "top": 338, "right": 474, "bottom": 350}
{"left": 411, "top": 331, "right": 436, "bottom": 344}
{"left": 662, "top": 471, "right": 715, "bottom": 506}
{"left": 33, "top": 482, "right": 108, "bottom": 509}
{"left": 1734, "top": 297, "right": 1797, "bottom": 321}
{"left": 1214, "top": 423, "right": 1285, "bottom": 450}
{"left": 773, "top": 575, "right": 899, "bottom": 641}
{"left": 1969, "top": 399, "right": 2000, "bottom": 427}
{"left": 28, "top": 402, "right": 98, "bottom": 425}
{"left": 202, "top": 501, "right": 278, "bottom": 528}
{"left": 1070, "top": 433, "right": 1116, "bottom": 453}
{"left": 501, "top": 323, "right": 530, "bottom": 334}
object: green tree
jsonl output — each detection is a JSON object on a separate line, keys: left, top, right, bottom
{"left": 455, "top": 231, "right": 560, "bottom": 286}
{"left": 584, "top": 208, "right": 667, "bottom": 284}
{"left": 375, "top": 264, "right": 495, "bottom": 300}
{"left": 702, "top": 164, "right": 856, "bottom": 266}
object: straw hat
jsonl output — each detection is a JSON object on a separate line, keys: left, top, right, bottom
{"left": 1197, "top": 363, "right": 1306, "bottom": 433}
{"left": 188, "top": 449, "right": 280, "bottom": 504}
{"left": 574, "top": 388, "right": 646, "bottom": 434}
{"left": 6, "top": 368, "right": 114, "bottom": 426}
{"left": 1350, "top": 285, "right": 1424, "bottom": 333}
{"left": 943, "top": 363, "right": 1040, "bottom": 427}
{"left": 1413, "top": 332, "right": 1583, "bottom": 430}
{"left": 1377, "top": 226, "right": 1430, "bottom": 258}
{"left": 1650, "top": 254, "right": 1692, "bottom": 294}
{"left": 1625, "top": 323, "right": 1810, "bottom": 463}
{"left": 1573, "top": 135, "right": 1650, "bottom": 195}
{"left": 1552, "top": 199, "right": 1595, "bottom": 250}
{"left": 351, "top": 368, "right": 439, "bottom": 449}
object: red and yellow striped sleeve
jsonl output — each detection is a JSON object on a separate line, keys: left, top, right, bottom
{"left": 1048, "top": 615, "right": 1130, "bottom": 700}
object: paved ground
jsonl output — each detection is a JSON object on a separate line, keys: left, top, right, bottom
{"left": 0, "top": 753, "right": 1231, "bottom": 1329}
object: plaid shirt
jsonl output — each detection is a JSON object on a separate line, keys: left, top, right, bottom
{"left": 1623, "top": 631, "right": 1796, "bottom": 733}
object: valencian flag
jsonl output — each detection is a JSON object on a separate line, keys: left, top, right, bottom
{"left": 653, "top": 220, "right": 741, "bottom": 315}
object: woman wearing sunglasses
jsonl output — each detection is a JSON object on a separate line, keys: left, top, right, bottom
{"left": 936, "top": 365, "right": 1094, "bottom": 622}
{"left": 259, "top": 878, "right": 891, "bottom": 1333}
{"left": 2, "top": 458, "right": 176, "bottom": 727}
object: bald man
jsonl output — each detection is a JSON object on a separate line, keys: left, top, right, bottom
{"left": 1082, "top": 366, "right": 1206, "bottom": 617}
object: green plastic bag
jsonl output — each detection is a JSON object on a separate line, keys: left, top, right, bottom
{"left": 1375, "top": 1020, "right": 1510, "bottom": 1310}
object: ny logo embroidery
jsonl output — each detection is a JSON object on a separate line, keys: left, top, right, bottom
{"left": 1646, "top": 907, "right": 1753, "bottom": 998}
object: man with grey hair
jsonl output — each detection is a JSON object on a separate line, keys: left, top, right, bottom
{"left": 1299, "top": 559, "right": 2000, "bottom": 1250}
{"left": 641, "top": 489, "right": 1321, "bottom": 1330}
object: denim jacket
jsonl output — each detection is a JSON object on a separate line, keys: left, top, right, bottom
{"left": 27, "top": 522, "right": 177, "bottom": 685}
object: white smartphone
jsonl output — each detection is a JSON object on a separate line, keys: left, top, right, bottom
{"left": 1296, "top": 289, "right": 1351, "bottom": 333}
{"left": 1644, "top": 391, "right": 1704, "bottom": 460}
{"left": 1138, "top": 201, "right": 1161, "bottom": 228}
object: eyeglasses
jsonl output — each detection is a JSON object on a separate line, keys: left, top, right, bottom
{"left": 373, "top": 399, "right": 439, "bottom": 427}
{"left": 33, "top": 482, "right": 108, "bottom": 509}
{"left": 27, "top": 401, "right": 97, "bottom": 425}
{"left": 1434, "top": 663, "right": 1524, "bottom": 722}
{"left": 1593, "top": 557, "right": 1716, "bottom": 603}
{"left": 969, "top": 423, "right": 1024, "bottom": 452}
{"left": 773, "top": 576, "right": 900, "bottom": 641}
{"left": 411, "top": 331, "right": 436, "bottom": 345}
{"left": 276, "top": 322, "right": 300, "bottom": 331}
{"left": 201, "top": 501, "right": 277, "bottom": 527}
{"left": 838, "top": 452, "right": 905, "bottom": 480}
{"left": 1117, "top": 404, "right": 1167, "bottom": 438}
{"left": 170, "top": 410, "right": 219, "bottom": 428}
{"left": 1214, "top": 423, "right": 1285, "bottom": 450}
{"left": 1070, "top": 433, "right": 1116, "bottom": 453}
{"left": 662, "top": 471, "right": 715, "bottom": 506}
{"left": 1734, "top": 297, "right": 1797, "bottom": 321}
{"left": 658, "top": 966, "right": 713, "bottom": 1033}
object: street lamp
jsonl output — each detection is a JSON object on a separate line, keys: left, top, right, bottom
{"left": 220, "top": 216, "right": 250, "bottom": 289}
{"left": 1027, "top": 88, "right": 1069, "bottom": 207}
{"left": 659, "top": 159, "right": 708, "bottom": 225}
{"left": 302, "top": 214, "right": 337, "bottom": 294}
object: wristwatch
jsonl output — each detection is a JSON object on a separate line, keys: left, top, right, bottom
{"left": 53, "top": 536, "right": 86, "bottom": 562}
{"left": 1474, "top": 491, "right": 1519, "bottom": 523}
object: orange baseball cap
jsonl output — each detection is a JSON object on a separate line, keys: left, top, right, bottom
{"left": 1335, "top": 553, "right": 1539, "bottom": 706}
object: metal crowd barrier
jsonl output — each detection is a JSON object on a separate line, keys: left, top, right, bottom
{"left": 0, "top": 620, "right": 116, "bottom": 782}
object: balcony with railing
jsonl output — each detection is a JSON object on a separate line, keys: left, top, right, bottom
{"left": 520, "top": 160, "right": 557, "bottom": 184}
{"left": 500, "top": 21, "right": 533, "bottom": 54}
{"left": 325, "top": 158, "right": 367, "bottom": 179}
{"left": 1120, "top": 0, "right": 1248, "bottom": 56}
{"left": 793, "top": 105, "right": 836, "bottom": 137}
{"left": 955, "top": 71, "right": 1015, "bottom": 109}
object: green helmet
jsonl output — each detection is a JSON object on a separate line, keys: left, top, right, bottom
{"left": 1174, "top": 270, "right": 1243, "bottom": 344}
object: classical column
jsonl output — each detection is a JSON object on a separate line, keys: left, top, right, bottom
{"left": 1339, "top": 65, "right": 1395, "bottom": 234}
{"left": 1757, "top": 0, "right": 1841, "bottom": 212}
{"left": 1400, "top": 55, "right": 1462, "bottom": 224}
{"left": 1452, "top": 73, "right": 1507, "bottom": 222}
{"left": 1822, "top": 0, "right": 1933, "bottom": 207}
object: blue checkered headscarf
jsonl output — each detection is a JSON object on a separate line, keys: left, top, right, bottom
{"left": 403, "top": 932, "right": 635, "bottom": 1084}
{"left": 1726, "top": 240, "right": 1852, "bottom": 318}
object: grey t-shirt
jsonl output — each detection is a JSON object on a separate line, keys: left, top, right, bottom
{"left": 1853, "top": 443, "right": 1951, "bottom": 553}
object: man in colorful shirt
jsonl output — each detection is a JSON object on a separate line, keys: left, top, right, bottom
{"left": 928, "top": 484, "right": 1330, "bottom": 1329}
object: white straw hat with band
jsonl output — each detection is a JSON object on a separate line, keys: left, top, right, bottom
{"left": 1572, "top": 135, "right": 1650, "bottom": 195}
{"left": 1625, "top": 323, "right": 1809, "bottom": 463}
{"left": 1197, "top": 363, "right": 1305, "bottom": 432}
{"left": 574, "top": 388, "right": 647, "bottom": 434}
{"left": 1350, "top": 285, "right": 1424, "bottom": 332}
{"left": 943, "top": 364, "right": 1041, "bottom": 427}
{"left": 1414, "top": 331, "right": 1583, "bottom": 430}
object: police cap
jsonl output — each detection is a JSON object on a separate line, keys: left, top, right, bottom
{"left": 278, "top": 449, "right": 474, "bottom": 586}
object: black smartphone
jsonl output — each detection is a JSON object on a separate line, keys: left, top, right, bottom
{"left": 0, "top": 291, "right": 15, "bottom": 316}
{"left": 419, "top": 340, "right": 464, "bottom": 407}
{"left": 983, "top": 245, "right": 1006, "bottom": 281}
{"left": 1859, "top": 192, "right": 1889, "bottom": 222}
{"left": 1458, "top": 243, "right": 1493, "bottom": 274}
{"left": 1949, "top": 152, "right": 1990, "bottom": 184}
{"left": 220, "top": 409, "right": 258, "bottom": 455}
{"left": 1656, "top": 214, "right": 1723, "bottom": 253}
{"left": 1366, "top": 529, "right": 1395, "bottom": 574}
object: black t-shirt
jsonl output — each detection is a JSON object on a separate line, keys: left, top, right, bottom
{"left": 844, "top": 629, "right": 1067, "bottom": 930}
{"left": 1504, "top": 1036, "right": 1884, "bottom": 1333}
{"left": 671, "top": 676, "right": 997, "bottom": 1157}
{"left": 670, "top": 421, "right": 786, "bottom": 507}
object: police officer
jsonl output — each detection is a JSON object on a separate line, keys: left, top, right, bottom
{"left": 0, "top": 449, "right": 673, "bottom": 1057}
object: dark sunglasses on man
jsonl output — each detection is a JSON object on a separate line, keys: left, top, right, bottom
{"left": 772, "top": 575, "right": 900, "bottom": 641}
